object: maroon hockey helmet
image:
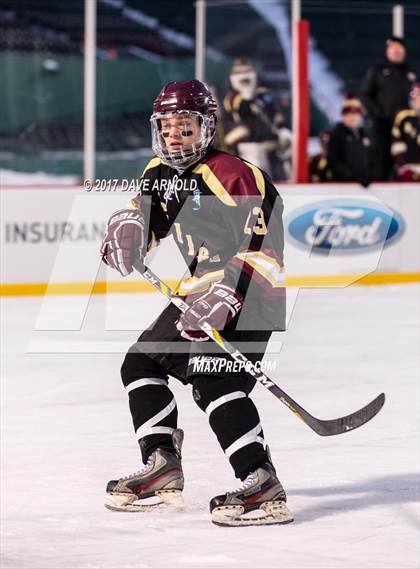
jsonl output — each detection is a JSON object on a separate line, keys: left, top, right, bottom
{"left": 150, "top": 80, "right": 218, "bottom": 168}
{"left": 153, "top": 79, "right": 217, "bottom": 117}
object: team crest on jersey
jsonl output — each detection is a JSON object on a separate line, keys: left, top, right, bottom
{"left": 163, "top": 174, "right": 181, "bottom": 203}
{"left": 192, "top": 187, "right": 201, "bottom": 211}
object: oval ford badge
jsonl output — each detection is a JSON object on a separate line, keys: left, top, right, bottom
{"left": 285, "top": 199, "right": 404, "bottom": 254}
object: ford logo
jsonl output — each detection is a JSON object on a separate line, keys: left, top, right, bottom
{"left": 285, "top": 199, "right": 404, "bottom": 254}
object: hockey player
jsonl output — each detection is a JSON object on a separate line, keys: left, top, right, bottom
{"left": 391, "top": 82, "right": 420, "bottom": 181}
{"left": 223, "top": 58, "right": 291, "bottom": 180}
{"left": 309, "top": 130, "right": 332, "bottom": 183}
{"left": 100, "top": 79, "right": 293, "bottom": 526}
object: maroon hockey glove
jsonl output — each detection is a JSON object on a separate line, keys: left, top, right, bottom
{"left": 100, "top": 208, "right": 145, "bottom": 276}
{"left": 176, "top": 283, "right": 243, "bottom": 342}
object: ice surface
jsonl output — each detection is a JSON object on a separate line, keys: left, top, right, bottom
{"left": 2, "top": 285, "right": 419, "bottom": 569}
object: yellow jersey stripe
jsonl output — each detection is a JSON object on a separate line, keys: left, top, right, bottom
{"left": 244, "top": 162, "right": 265, "bottom": 197}
{"left": 235, "top": 251, "right": 285, "bottom": 288}
{"left": 175, "top": 269, "right": 225, "bottom": 296}
{"left": 232, "top": 94, "right": 242, "bottom": 111}
{"left": 141, "top": 157, "right": 162, "bottom": 177}
{"left": 193, "top": 164, "right": 237, "bottom": 207}
{"left": 223, "top": 95, "right": 232, "bottom": 112}
{"left": 394, "top": 109, "right": 416, "bottom": 128}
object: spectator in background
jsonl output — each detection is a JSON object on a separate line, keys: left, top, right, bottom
{"left": 361, "top": 36, "right": 417, "bottom": 180}
{"left": 327, "top": 94, "right": 372, "bottom": 187}
{"left": 309, "top": 130, "right": 332, "bottom": 182}
{"left": 223, "top": 57, "right": 292, "bottom": 180}
{"left": 391, "top": 82, "right": 420, "bottom": 181}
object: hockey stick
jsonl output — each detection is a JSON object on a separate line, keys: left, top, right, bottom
{"left": 133, "top": 260, "right": 385, "bottom": 436}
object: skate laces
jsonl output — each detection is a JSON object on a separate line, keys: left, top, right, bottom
{"left": 120, "top": 455, "right": 154, "bottom": 481}
{"left": 230, "top": 473, "right": 255, "bottom": 494}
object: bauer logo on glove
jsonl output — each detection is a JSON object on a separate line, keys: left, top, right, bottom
{"left": 100, "top": 208, "right": 146, "bottom": 276}
{"left": 176, "top": 283, "right": 243, "bottom": 341}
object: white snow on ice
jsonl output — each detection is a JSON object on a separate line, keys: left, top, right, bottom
{"left": 2, "top": 285, "right": 419, "bottom": 569}
{"left": 0, "top": 169, "right": 79, "bottom": 186}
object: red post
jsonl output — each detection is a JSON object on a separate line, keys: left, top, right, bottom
{"left": 292, "top": 19, "right": 309, "bottom": 183}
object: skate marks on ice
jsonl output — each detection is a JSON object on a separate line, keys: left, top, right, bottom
{"left": 3, "top": 287, "right": 419, "bottom": 569}
{"left": 289, "top": 472, "right": 419, "bottom": 527}
{"left": 3, "top": 500, "right": 217, "bottom": 569}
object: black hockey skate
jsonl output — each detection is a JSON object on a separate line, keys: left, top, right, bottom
{"left": 105, "top": 429, "right": 184, "bottom": 512}
{"left": 210, "top": 462, "right": 293, "bottom": 527}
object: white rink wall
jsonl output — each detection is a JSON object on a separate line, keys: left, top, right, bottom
{"left": 0, "top": 181, "right": 419, "bottom": 292}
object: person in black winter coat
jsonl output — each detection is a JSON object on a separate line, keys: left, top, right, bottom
{"left": 360, "top": 36, "right": 417, "bottom": 180}
{"left": 327, "top": 94, "right": 372, "bottom": 187}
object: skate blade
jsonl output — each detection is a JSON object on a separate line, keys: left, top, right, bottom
{"left": 105, "top": 490, "right": 184, "bottom": 512}
{"left": 211, "top": 501, "right": 294, "bottom": 527}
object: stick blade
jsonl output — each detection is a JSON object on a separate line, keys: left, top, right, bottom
{"left": 309, "top": 393, "right": 385, "bottom": 436}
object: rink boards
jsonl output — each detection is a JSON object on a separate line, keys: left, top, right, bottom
{"left": 1, "top": 182, "right": 419, "bottom": 295}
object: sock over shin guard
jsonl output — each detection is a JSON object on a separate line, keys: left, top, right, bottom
{"left": 192, "top": 375, "right": 269, "bottom": 479}
{"left": 121, "top": 351, "right": 179, "bottom": 462}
